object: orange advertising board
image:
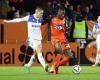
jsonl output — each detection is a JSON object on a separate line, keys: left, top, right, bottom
{"left": 3, "top": 22, "right": 48, "bottom": 44}
{"left": 0, "top": 43, "right": 79, "bottom": 66}
{"left": 85, "top": 41, "right": 96, "bottom": 63}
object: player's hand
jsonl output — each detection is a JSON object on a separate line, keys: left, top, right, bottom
{"left": 62, "top": 18, "right": 66, "bottom": 24}
{"left": 3, "top": 20, "right": 10, "bottom": 23}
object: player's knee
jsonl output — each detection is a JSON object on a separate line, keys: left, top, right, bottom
{"left": 54, "top": 48, "right": 63, "bottom": 55}
{"left": 55, "top": 43, "right": 65, "bottom": 54}
{"left": 55, "top": 43, "right": 61, "bottom": 49}
{"left": 35, "top": 47, "right": 42, "bottom": 53}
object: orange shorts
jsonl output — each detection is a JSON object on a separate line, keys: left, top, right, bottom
{"left": 51, "top": 38, "right": 70, "bottom": 50}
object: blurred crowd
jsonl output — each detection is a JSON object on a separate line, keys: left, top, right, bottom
{"left": 0, "top": 0, "right": 100, "bottom": 20}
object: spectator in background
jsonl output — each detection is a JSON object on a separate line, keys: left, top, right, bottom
{"left": 66, "top": 5, "right": 77, "bottom": 40}
{"left": 0, "top": 0, "right": 10, "bottom": 18}
{"left": 89, "top": 4, "right": 96, "bottom": 20}
{"left": 70, "top": 0, "right": 81, "bottom": 10}
{"left": 43, "top": 1, "right": 53, "bottom": 42}
{"left": 20, "top": 10, "right": 30, "bottom": 17}
{"left": 92, "top": 0, "right": 100, "bottom": 19}
{"left": 0, "top": 0, "right": 2, "bottom": 5}
{"left": 76, "top": 5, "right": 81, "bottom": 14}
{"left": 64, "top": 0, "right": 70, "bottom": 24}
{"left": 22, "top": 0, "right": 35, "bottom": 14}
{"left": 0, "top": 0, "right": 3, "bottom": 18}
{"left": 43, "top": 1, "right": 53, "bottom": 23}
{"left": 72, "top": 14, "right": 87, "bottom": 48}
{"left": 14, "top": 10, "right": 20, "bottom": 18}
{"left": 7, "top": 6, "right": 17, "bottom": 19}
{"left": 68, "top": 5, "right": 77, "bottom": 21}
{"left": 52, "top": 0, "right": 62, "bottom": 15}
{"left": 82, "top": 6, "right": 95, "bottom": 20}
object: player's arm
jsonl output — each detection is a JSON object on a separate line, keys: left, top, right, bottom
{"left": 3, "top": 16, "right": 29, "bottom": 23}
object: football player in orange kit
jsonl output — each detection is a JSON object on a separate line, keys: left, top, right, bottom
{"left": 49, "top": 7, "right": 73, "bottom": 74}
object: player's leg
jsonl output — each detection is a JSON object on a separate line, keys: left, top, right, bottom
{"left": 49, "top": 54, "right": 62, "bottom": 74}
{"left": 59, "top": 56, "right": 69, "bottom": 66}
{"left": 56, "top": 41, "right": 73, "bottom": 65}
{"left": 49, "top": 42, "right": 63, "bottom": 74}
{"left": 52, "top": 56, "right": 69, "bottom": 74}
{"left": 93, "top": 50, "right": 100, "bottom": 66}
{"left": 51, "top": 42, "right": 73, "bottom": 74}
{"left": 24, "top": 42, "right": 36, "bottom": 73}
{"left": 35, "top": 41, "right": 49, "bottom": 72}
{"left": 93, "top": 40, "right": 100, "bottom": 66}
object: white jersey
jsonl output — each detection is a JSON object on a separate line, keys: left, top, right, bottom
{"left": 9, "top": 14, "right": 43, "bottom": 42}
{"left": 27, "top": 15, "right": 43, "bottom": 41}
{"left": 93, "top": 23, "right": 100, "bottom": 50}
{"left": 93, "top": 23, "right": 100, "bottom": 40}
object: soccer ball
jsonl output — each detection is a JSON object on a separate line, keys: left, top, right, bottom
{"left": 72, "top": 65, "right": 81, "bottom": 74}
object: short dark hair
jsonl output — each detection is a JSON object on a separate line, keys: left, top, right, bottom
{"left": 58, "top": 7, "right": 65, "bottom": 11}
{"left": 57, "top": 7, "right": 65, "bottom": 15}
{"left": 35, "top": 6, "right": 43, "bottom": 11}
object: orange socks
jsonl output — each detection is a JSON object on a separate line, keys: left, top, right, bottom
{"left": 50, "top": 54, "right": 62, "bottom": 71}
{"left": 59, "top": 57, "right": 68, "bottom": 65}
{"left": 50, "top": 54, "right": 68, "bottom": 74}
{"left": 52, "top": 53, "right": 62, "bottom": 66}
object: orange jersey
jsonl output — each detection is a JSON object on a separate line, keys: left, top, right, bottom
{"left": 50, "top": 17, "right": 67, "bottom": 40}
{"left": 50, "top": 17, "right": 70, "bottom": 50}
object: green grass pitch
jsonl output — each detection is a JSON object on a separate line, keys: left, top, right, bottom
{"left": 0, "top": 66, "right": 100, "bottom": 80}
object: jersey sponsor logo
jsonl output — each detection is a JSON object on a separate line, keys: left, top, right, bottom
{"left": 56, "top": 25, "right": 63, "bottom": 30}
{"left": 32, "top": 25, "right": 40, "bottom": 28}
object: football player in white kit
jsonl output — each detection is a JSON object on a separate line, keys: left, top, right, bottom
{"left": 92, "top": 16, "right": 100, "bottom": 66}
{"left": 4, "top": 6, "right": 49, "bottom": 72}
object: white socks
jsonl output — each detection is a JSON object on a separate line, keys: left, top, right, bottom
{"left": 27, "top": 53, "right": 46, "bottom": 68}
{"left": 95, "top": 54, "right": 100, "bottom": 65}
{"left": 27, "top": 55, "right": 35, "bottom": 67}
{"left": 37, "top": 53, "right": 46, "bottom": 68}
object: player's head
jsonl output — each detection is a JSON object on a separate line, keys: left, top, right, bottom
{"left": 97, "top": 16, "right": 100, "bottom": 23}
{"left": 35, "top": 6, "right": 44, "bottom": 18}
{"left": 57, "top": 7, "right": 65, "bottom": 18}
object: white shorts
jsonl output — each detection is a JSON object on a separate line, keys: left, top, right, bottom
{"left": 96, "top": 39, "right": 100, "bottom": 50}
{"left": 28, "top": 40, "right": 42, "bottom": 49}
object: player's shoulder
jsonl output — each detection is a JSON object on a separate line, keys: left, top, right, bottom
{"left": 52, "top": 16, "right": 58, "bottom": 20}
{"left": 51, "top": 16, "right": 60, "bottom": 22}
{"left": 28, "top": 15, "right": 34, "bottom": 19}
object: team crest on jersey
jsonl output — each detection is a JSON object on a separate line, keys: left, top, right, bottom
{"left": 95, "top": 24, "right": 100, "bottom": 29}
